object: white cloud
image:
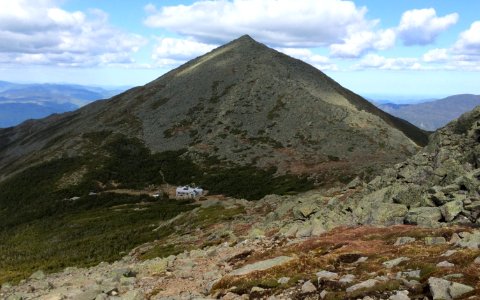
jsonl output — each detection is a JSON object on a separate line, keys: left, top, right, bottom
{"left": 397, "top": 8, "right": 458, "bottom": 46}
{"left": 276, "top": 48, "right": 337, "bottom": 70}
{"left": 356, "top": 54, "right": 421, "bottom": 70}
{"left": 422, "top": 48, "right": 449, "bottom": 62}
{"left": 0, "top": 0, "right": 146, "bottom": 67}
{"left": 454, "top": 21, "right": 480, "bottom": 56}
{"left": 144, "top": 0, "right": 372, "bottom": 47}
{"left": 330, "top": 28, "right": 395, "bottom": 58}
{"left": 152, "top": 38, "right": 217, "bottom": 67}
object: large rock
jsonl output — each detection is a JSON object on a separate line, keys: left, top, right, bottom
{"left": 311, "top": 218, "right": 327, "bottom": 236}
{"left": 405, "top": 207, "right": 442, "bottom": 227}
{"left": 383, "top": 257, "right": 410, "bottom": 268}
{"left": 359, "top": 202, "right": 408, "bottom": 226}
{"left": 428, "top": 277, "right": 474, "bottom": 300}
{"left": 230, "top": 256, "right": 294, "bottom": 276}
{"left": 295, "top": 223, "right": 313, "bottom": 238}
{"left": 29, "top": 270, "right": 46, "bottom": 281}
{"left": 389, "top": 290, "right": 410, "bottom": 300}
{"left": 440, "top": 200, "right": 464, "bottom": 222}
{"left": 316, "top": 270, "right": 338, "bottom": 281}
{"left": 392, "top": 184, "right": 428, "bottom": 208}
{"left": 346, "top": 279, "right": 378, "bottom": 293}
{"left": 454, "top": 230, "right": 480, "bottom": 249}
{"left": 301, "top": 281, "right": 317, "bottom": 293}
{"left": 293, "top": 203, "right": 318, "bottom": 219}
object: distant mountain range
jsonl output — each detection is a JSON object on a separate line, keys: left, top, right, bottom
{"left": 376, "top": 94, "right": 480, "bottom": 131}
{"left": 0, "top": 81, "right": 125, "bottom": 128}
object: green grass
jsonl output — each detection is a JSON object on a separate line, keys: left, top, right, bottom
{"left": 0, "top": 196, "right": 195, "bottom": 284}
{"left": 140, "top": 243, "right": 189, "bottom": 261}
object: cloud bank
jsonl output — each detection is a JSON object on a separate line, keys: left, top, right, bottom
{"left": 0, "top": 0, "right": 146, "bottom": 67}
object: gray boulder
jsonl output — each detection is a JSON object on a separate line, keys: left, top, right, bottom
{"left": 383, "top": 257, "right": 410, "bottom": 268}
{"left": 405, "top": 207, "right": 442, "bottom": 227}
{"left": 428, "top": 277, "right": 474, "bottom": 300}
{"left": 389, "top": 290, "right": 410, "bottom": 300}
{"left": 436, "top": 261, "right": 454, "bottom": 268}
{"left": 230, "top": 256, "right": 294, "bottom": 276}
{"left": 360, "top": 202, "right": 408, "bottom": 225}
{"left": 316, "top": 270, "right": 338, "bottom": 281}
{"left": 29, "top": 270, "right": 46, "bottom": 281}
{"left": 346, "top": 279, "right": 378, "bottom": 293}
{"left": 293, "top": 202, "right": 318, "bottom": 219}
{"left": 277, "top": 277, "right": 290, "bottom": 285}
{"left": 440, "top": 200, "right": 464, "bottom": 222}
{"left": 454, "top": 230, "right": 480, "bottom": 249}
{"left": 301, "top": 281, "right": 317, "bottom": 293}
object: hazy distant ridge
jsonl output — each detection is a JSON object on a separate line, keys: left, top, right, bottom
{"left": 377, "top": 94, "right": 480, "bottom": 131}
{"left": 0, "top": 81, "right": 125, "bottom": 128}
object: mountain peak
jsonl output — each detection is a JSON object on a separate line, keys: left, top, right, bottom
{"left": 225, "top": 34, "right": 264, "bottom": 49}
{"left": 0, "top": 34, "right": 428, "bottom": 185}
{"left": 235, "top": 34, "right": 255, "bottom": 42}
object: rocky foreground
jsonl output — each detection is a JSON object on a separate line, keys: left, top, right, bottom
{"left": 2, "top": 103, "right": 480, "bottom": 300}
{"left": 1, "top": 219, "right": 479, "bottom": 299}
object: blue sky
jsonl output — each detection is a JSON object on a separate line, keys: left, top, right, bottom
{"left": 0, "top": 0, "right": 479, "bottom": 101}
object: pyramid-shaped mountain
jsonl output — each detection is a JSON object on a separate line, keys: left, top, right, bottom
{"left": 0, "top": 35, "right": 428, "bottom": 183}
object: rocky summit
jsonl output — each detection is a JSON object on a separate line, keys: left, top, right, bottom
{"left": 0, "top": 35, "right": 427, "bottom": 183}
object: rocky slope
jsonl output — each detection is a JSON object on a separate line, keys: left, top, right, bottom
{"left": 0, "top": 35, "right": 427, "bottom": 183}
{"left": 2, "top": 194, "right": 479, "bottom": 300}
{"left": 2, "top": 107, "right": 480, "bottom": 299}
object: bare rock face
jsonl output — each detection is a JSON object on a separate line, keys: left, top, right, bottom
{"left": 351, "top": 106, "right": 480, "bottom": 227}
{"left": 0, "top": 35, "right": 427, "bottom": 183}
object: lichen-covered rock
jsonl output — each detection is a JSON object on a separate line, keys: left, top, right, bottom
{"left": 454, "top": 230, "right": 480, "bottom": 249}
{"left": 293, "top": 203, "right": 318, "bottom": 220}
{"left": 358, "top": 202, "right": 408, "bottom": 225}
{"left": 428, "top": 277, "right": 474, "bottom": 300}
{"left": 440, "top": 200, "right": 464, "bottom": 222}
{"left": 405, "top": 207, "right": 442, "bottom": 227}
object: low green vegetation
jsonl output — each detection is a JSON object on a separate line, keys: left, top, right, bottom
{"left": 139, "top": 205, "right": 245, "bottom": 260}
{"left": 0, "top": 132, "right": 313, "bottom": 284}
{"left": 140, "top": 243, "right": 189, "bottom": 261}
{"left": 0, "top": 196, "right": 195, "bottom": 284}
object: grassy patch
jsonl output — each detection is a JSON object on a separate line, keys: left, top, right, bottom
{"left": 140, "top": 243, "right": 188, "bottom": 261}
{"left": 150, "top": 97, "right": 170, "bottom": 110}
{"left": 192, "top": 205, "right": 246, "bottom": 229}
{"left": 0, "top": 197, "right": 195, "bottom": 284}
{"left": 230, "top": 278, "right": 280, "bottom": 294}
